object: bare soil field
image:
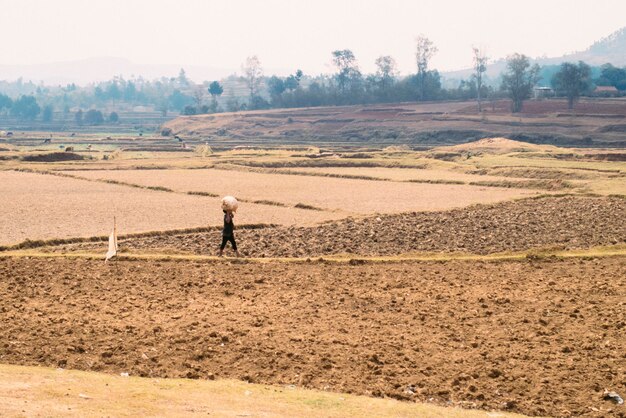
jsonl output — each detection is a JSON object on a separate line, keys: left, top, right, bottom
{"left": 161, "top": 99, "right": 626, "bottom": 147}
{"left": 50, "top": 196, "right": 626, "bottom": 258}
{"left": 462, "top": 98, "right": 626, "bottom": 116}
{"left": 70, "top": 168, "right": 539, "bottom": 214}
{"left": 0, "top": 256, "right": 623, "bottom": 417}
{"left": 0, "top": 170, "right": 341, "bottom": 245}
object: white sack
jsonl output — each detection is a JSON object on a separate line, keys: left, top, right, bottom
{"left": 221, "top": 196, "right": 239, "bottom": 212}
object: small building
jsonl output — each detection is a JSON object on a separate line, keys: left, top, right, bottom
{"left": 533, "top": 86, "right": 554, "bottom": 99}
{"left": 593, "top": 86, "right": 619, "bottom": 97}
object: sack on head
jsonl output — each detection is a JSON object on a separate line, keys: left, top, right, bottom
{"left": 221, "top": 195, "right": 239, "bottom": 213}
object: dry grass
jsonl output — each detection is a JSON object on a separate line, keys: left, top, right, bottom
{"left": 432, "top": 137, "right": 559, "bottom": 154}
{"left": 0, "top": 364, "right": 529, "bottom": 418}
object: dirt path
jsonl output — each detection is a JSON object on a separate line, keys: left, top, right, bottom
{"left": 0, "top": 256, "right": 623, "bottom": 417}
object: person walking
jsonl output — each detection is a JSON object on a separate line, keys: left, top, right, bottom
{"left": 219, "top": 210, "right": 240, "bottom": 257}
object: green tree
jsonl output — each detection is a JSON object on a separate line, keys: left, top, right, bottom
{"left": 178, "top": 68, "right": 190, "bottom": 87}
{"left": 595, "top": 63, "right": 626, "bottom": 91}
{"left": 267, "top": 76, "right": 286, "bottom": 104}
{"left": 75, "top": 109, "right": 83, "bottom": 125}
{"left": 551, "top": 61, "right": 592, "bottom": 109}
{"left": 168, "top": 89, "right": 192, "bottom": 111}
{"left": 11, "top": 95, "right": 40, "bottom": 120}
{"left": 84, "top": 109, "right": 104, "bottom": 125}
{"left": 208, "top": 81, "right": 224, "bottom": 97}
{"left": 192, "top": 86, "right": 205, "bottom": 110}
{"left": 182, "top": 105, "right": 197, "bottom": 115}
{"left": 208, "top": 81, "right": 223, "bottom": 112}
{"left": 374, "top": 55, "right": 398, "bottom": 98}
{"left": 501, "top": 53, "right": 540, "bottom": 113}
{"left": 124, "top": 81, "right": 137, "bottom": 101}
{"left": 284, "top": 70, "right": 303, "bottom": 91}
{"left": 106, "top": 82, "right": 121, "bottom": 104}
{"left": 0, "top": 93, "right": 12, "bottom": 114}
{"left": 109, "top": 111, "right": 119, "bottom": 123}
{"left": 42, "top": 104, "right": 54, "bottom": 122}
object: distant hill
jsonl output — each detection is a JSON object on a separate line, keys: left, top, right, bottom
{"left": 443, "top": 26, "right": 626, "bottom": 84}
{"left": 540, "top": 27, "right": 626, "bottom": 66}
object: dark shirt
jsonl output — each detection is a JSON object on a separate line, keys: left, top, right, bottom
{"left": 223, "top": 213, "right": 234, "bottom": 236}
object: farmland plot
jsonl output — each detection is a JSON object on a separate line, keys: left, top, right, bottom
{"left": 0, "top": 170, "right": 341, "bottom": 245}
{"left": 71, "top": 168, "right": 539, "bottom": 214}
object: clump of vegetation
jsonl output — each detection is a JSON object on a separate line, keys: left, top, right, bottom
{"left": 195, "top": 144, "right": 213, "bottom": 157}
{"left": 383, "top": 145, "right": 411, "bottom": 153}
{"left": 103, "top": 149, "right": 123, "bottom": 161}
{"left": 21, "top": 152, "right": 85, "bottom": 162}
{"left": 294, "top": 203, "right": 324, "bottom": 211}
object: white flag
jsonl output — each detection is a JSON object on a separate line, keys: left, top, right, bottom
{"left": 105, "top": 219, "right": 118, "bottom": 261}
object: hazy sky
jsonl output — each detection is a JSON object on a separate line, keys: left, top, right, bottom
{"left": 1, "top": 0, "right": 625, "bottom": 76}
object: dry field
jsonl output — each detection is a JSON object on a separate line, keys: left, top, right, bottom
{"left": 1, "top": 256, "right": 623, "bottom": 417}
{"left": 161, "top": 99, "right": 626, "bottom": 148}
{"left": 51, "top": 195, "right": 626, "bottom": 258}
{"left": 0, "top": 170, "right": 342, "bottom": 246}
{"left": 70, "top": 168, "right": 539, "bottom": 214}
{"left": 271, "top": 166, "right": 536, "bottom": 183}
{"left": 1, "top": 131, "right": 625, "bottom": 418}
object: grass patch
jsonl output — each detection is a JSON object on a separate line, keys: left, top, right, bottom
{"left": 407, "top": 179, "right": 465, "bottom": 185}
{"left": 252, "top": 199, "right": 288, "bottom": 207}
{"left": 469, "top": 179, "right": 573, "bottom": 190}
{"left": 294, "top": 203, "right": 324, "bottom": 211}
{"left": 187, "top": 190, "right": 219, "bottom": 197}
{"left": 146, "top": 185, "right": 175, "bottom": 192}
{"left": 21, "top": 152, "right": 87, "bottom": 162}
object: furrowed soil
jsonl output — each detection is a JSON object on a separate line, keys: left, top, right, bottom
{"left": 0, "top": 256, "right": 624, "bottom": 418}
{"left": 55, "top": 196, "right": 626, "bottom": 257}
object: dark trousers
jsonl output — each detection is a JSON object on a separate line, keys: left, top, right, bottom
{"left": 220, "top": 235, "right": 237, "bottom": 251}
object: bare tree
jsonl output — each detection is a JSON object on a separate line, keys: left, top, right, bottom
{"left": 331, "top": 49, "right": 361, "bottom": 96}
{"left": 375, "top": 55, "right": 398, "bottom": 95}
{"left": 242, "top": 56, "right": 263, "bottom": 99}
{"left": 472, "top": 47, "right": 488, "bottom": 112}
{"left": 415, "top": 35, "right": 438, "bottom": 99}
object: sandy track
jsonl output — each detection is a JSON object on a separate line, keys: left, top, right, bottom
{"left": 0, "top": 256, "right": 623, "bottom": 417}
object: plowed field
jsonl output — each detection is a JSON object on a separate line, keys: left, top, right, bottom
{"left": 54, "top": 196, "right": 626, "bottom": 258}
{"left": 1, "top": 256, "right": 623, "bottom": 417}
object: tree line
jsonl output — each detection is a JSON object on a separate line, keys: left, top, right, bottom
{"left": 1, "top": 36, "right": 625, "bottom": 122}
